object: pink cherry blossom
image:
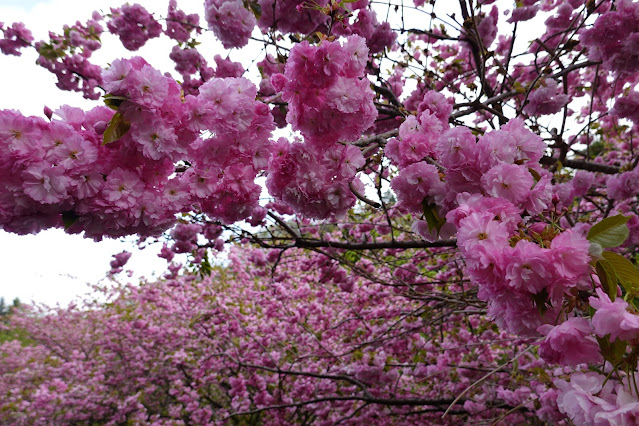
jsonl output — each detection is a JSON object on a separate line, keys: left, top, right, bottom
{"left": 590, "top": 288, "right": 639, "bottom": 342}
{"left": 481, "top": 163, "right": 534, "bottom": 205}
{"left": 537, "top": 317, "right": 603, "bottom": 366}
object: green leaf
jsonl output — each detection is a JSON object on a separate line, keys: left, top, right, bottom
{"left": 186, "top": 39, "right": 202, "bottom": 49}
{"left": 596, "top": 335, "right": 627, "bottom": 364}
{"left": 249, "top": 1, "right": 261, "bottom": 19}
{"left": 531, "top": 288, "right": 550, "bottom": 316}
{"left": 421, "top": 200, "right": 446, "bottom": 235}
{"left": 595, "top": 259, "right": 618, "bottom": 301}
{"left": 61, "top": 210, "right": 79, "bottom": 230}
{"left": 601, "top": 251, "right": 639, "bottom": 293}
{"left": 103, "top": 113, "right": 131, "bottom": 145}
{"left": 344, "top": 250, "right": 361, "bottom": 264}
{"left": 528, "top": 167, "right": 541, "bottom": 182}
{"left": 103, "top": 94, "right": 127, "bottom": 110}
{"left": 587, "top": 214, "right": 630, "bottom": 248}
{"left": 199, "top": 256, "right": 212, "bottom": 277}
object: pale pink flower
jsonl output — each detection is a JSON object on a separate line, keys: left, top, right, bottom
{"left": 594, "top": 386, "right": 639, "bottom": 425}
{"left": 22, "top": 165, "right": 69, "bottom": 204}
{"left": 555, "top": 372, "right": 615, "bottom": 425}
{"left": 481, "top": 163, "right": 534, "bottom": 204}
{"left": 505, "top": 240, "right": 551, "bottom": 293}
{"left": 102, "top": 168, "right": 145, "bottom": 208}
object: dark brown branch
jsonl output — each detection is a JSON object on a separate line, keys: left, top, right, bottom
{"left": 268, "top": 211, "right": 301, "bottom": 239}
{"left": 239, "top": 363, "right": 371, "bottom": 392}
{"left": 228, "top": 395, "right": 467, "bottom": 419}
{"left": 291, "top": 239, "right": 457, "bottom": 250}
{"left": 349, "top": 182, "right": 381, "bottom": 209}
{"left": 539, "top": 156, "right": 621, "bottom": 174}
{"left": 548, "top": 60, "right": 600, "bottom": 79}
{"left": 351, "top": 129, "right": 399, "bottom": 147}
{"left": 399, "top": 28, "right": 461, "bottom": 41}
{"left": 451, "top": 91, "right": 519, "bottom": 120}
{"left": 453, "top": 91, "right": 519, "bottom": 110}
{"left": 372, "top": 84, "right": 404, "bottom": 109}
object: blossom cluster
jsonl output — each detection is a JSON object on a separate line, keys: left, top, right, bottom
{"left": 389, "top": 109, "right": 583, "bottom": 335}
{"left": 256, "top": 0, "right": 329, "bottom": 35}
{"left": 169, "top": 46, "right": 244, "bottom": 95}
{"left": 264, "top": 36, "right": 377, "bottom": 217}
{"left": 3, "top": 0, "right": 639, "bottom": 423}
{"left": 0, "top": 57, "right": 273, "bottom": 238}
{"left": 204, "top": 0, "right": 257, "bottom": 48}
{"left": 184, "top": 77, "right": 275, "bottom": 223}
{"left": 165, "top": 0, "right": 201, "bottom": 43}
{"left": 0, "top": 246, "right": 559, "bottom": 424}
{"left": 266, "top": 139, "right": 365, "bottom": 219}
{"left": 271, "top": 35, "right": 377, "bottom": 147}
{"left": 106, "top": 3, "right": 163, "bottom": 51}
{"left": 581, "top": 0, "right": 639, "bottom": 75}
{"left": 34, "top": 13, "right": 104, "bottom": 100}
{"left": 556, "top": 372, "right": 639, "bottom": 424}
{"left": 333, "top": 8, "right": 397, "bottom": 54}
{"left": 523, "top": 79, "right": 570, "bottom": 116}
{"left": 0, "top": 22, "right": 33, "bottom": 56}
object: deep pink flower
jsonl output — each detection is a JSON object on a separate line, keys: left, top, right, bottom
{"left": 390, "top": 162, "right": 444, "bottom": 213}
{"left": 589, "top": 288, "right": 639, "bottom": 342}
{"left": 550, "top": 231, "right": 591, "bottom": 280}
{"left": 204, "top": 0, "right": 257, "bottom": 49}
{"left": 500, "top": 118, "right": 546, "bottom": 164}
{"left": 606, "top": 169, "right": 639, "bottom": 201}
{"left": 102, "top": 168, "right": 145, "bottom": 208}
{"left": 435, "top": 127, "right": 477, "bottom": 168}
{"left": 106, "top": 4, "right": 162, "bottom": 51}
{"left": 537, "top": 317, "right": 603, "bottom": 366}
{"left": 524, "top": 79, "right": 569, "bottom": 116}
{"left": 0, "top": 22, "right": 33, "bottom": 56}
{"left": 110, "top": 250, "right": 132, "bottom": 273}
{"left": 457, "top": 211, "right": 509, "bottom": 254}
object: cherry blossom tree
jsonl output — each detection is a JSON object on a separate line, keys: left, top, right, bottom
{"left": 2, "top": 0, "right": 639, "bottom": 423}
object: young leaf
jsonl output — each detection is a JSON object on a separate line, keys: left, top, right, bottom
{"left": 587, "top": 214, "right": 629, "bottom": 248}
{"left": 344, "top": 250, "right": 361, "bottom": 264}
{"left": 595, "top": 259, "right": 618, "bottom": 301}
{"left": 103, "top": 94, "right": 127, "bottom": 110}
{"left": 103, "top": 113, "right": 131, "bottom": 145}
{"left": 531, "top": 288, "right": 550, "bottom": 316}
{"left": 249, "top": 1, "right": 261, "bottom": 19}
{"left": 61, "top": 210, "right": 79, "bottom": 230}
{"left": 200, "top": 257, "right": 212, "bottom": 277}
{"left": 596, "top": 335, "right": 627, "bottom": 364}
{"left": 601, "top": 251, "right": 639, "bottom": 293}
{"left": 421, "top": 200, "right": 446, "bottom": 235}
{"left": 528, "top": 167, "right": 541, "bottom": 182}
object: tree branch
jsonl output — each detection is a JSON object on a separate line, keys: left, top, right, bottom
{"left": 539, "top": 156, "right": 620, "bottom": 174}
